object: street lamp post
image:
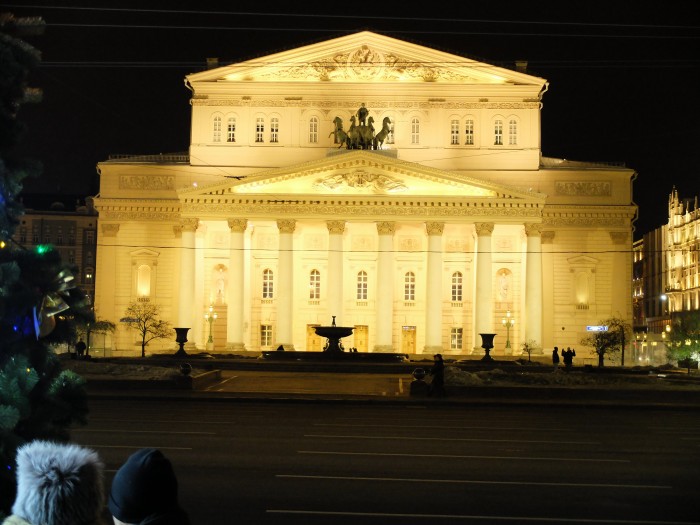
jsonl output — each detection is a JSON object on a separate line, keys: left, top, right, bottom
{"left": 502, "top": 310, "right": 515, "bottom": 351}
{"left": 204, "top": 306, "right": 217, "bottom": 350}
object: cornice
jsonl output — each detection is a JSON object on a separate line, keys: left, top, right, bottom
{"left": 541, "top": 204, "right": 636, "bottom": 228}
{"left": 192, "top": 99, "right": 539, "bottom": 110}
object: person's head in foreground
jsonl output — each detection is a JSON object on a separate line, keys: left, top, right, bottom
{"left": 8, "top": 440, "right": 104, "bottom": 525}
{"left": 108, "top": 448, "right": 190, "bottom": 525}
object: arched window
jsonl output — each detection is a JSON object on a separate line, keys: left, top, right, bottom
{"left": 465, "top": 119, "right": 474, "bottom": 145}
{"left": 309, "top": 269, "right": 320, "bottom": 299}
{"left": 213, "top": 116, "right": 222, "bottom": 142}
{"left": 262, "top": 269, "right": 274, "bottom": 299}
{"left": 450, "top": 119, "right": 460, "bottom": 145}
{"left": 411, "top": 118, "right": 420, "bottom": 144}
{"left": 309, "top": 116, "right": 319, "bottom": 143}
{"left": 451, "top": 271, "right": 463, "bottom": 302}
{"left": 404, "top": 271, "right": 416, "bottom": 301}
{"left": 357, "top": 271, "right": 368, "bottom": 300}
{"left": 255, "top": 117, "right": 265, "bottom": 143}
{"left": 508, "top": 119, "right": 517, "bottom": 145}
{"left": 494, "top": 119, "right": 503, "bottom": 145}
{"left": 270, "top": 117, "right": 279, "bottom": 143}
{"left": 227, "top": 117, "right": 236, "bottom": 142}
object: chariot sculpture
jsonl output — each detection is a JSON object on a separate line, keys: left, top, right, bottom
{"left": 329, "top": 105, "right": 391, "bottom": 150}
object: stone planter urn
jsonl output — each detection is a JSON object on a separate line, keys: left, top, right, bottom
{"left": 479, "top": 333, "right": 496, "bottom": 362}
{"left": 174, "top": 327, "right": 190, "bottom": 357}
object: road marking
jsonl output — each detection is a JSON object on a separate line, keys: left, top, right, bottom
{"left": 298, "top": 450, "right": 629, "bottom": 463}
{"left": 266, "top": 510, "right": 696, "bottom": 524}
{"left": 314, "top": 423, "right": 574, "bottom": 432}
{"left": 304, "top": 434, "right": 599, "bottom": 445}
{"left": 82, "top": 445, "right": 192, "bottom": 450}
{"left": 276, "top": 474, "right": 670, "bottom": 489}
{"left": 75, "top": 429, "right": 216, "bottom": 435}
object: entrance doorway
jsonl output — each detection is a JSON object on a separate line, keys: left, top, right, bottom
{"left": 353, "top": 325, "right": 368, "bottom": 352}
{"left": 306, "top": 324, "right": 324, "bottom": 352}
{"left": 401, "top": 326, "right": 416, "bottom": 354}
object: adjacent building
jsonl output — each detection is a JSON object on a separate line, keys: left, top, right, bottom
{"left": 93, "top": 32, "right": 637, "bottom": 359}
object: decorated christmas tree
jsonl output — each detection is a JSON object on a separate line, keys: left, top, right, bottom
{"left": 0, "top": 14, "right": 93, "bottom": 517}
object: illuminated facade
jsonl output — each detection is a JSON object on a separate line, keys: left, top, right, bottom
{"left": 93, "top": 32, "right": 636, "bottom": 359}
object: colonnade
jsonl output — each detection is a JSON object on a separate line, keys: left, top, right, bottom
{"left": 176, "top": 217, "right": 544, "bottom": 352}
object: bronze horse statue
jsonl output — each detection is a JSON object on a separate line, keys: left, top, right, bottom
{"left": 373, "top": 117, "right": 392, "bottom": 149}
{"left": 329, "top": 116, "right": 349, "bottom": 148}
{"left": 347, "top": 115, "right": 375, "bottom": 150}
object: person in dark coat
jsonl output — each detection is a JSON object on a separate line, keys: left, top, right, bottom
{"left": 552, "top": 346, "right": 560, "bottom": 371}
{"left": 75, "top": 339, "right": 87, "bottom": 359}
{"left": 109, "top": 448, "right": 190, "bottom": 525}
{"left": 429, "top": 353, "right": 446, "bottom": 397}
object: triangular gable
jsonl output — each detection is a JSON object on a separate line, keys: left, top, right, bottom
{"left": 179, "top": 151, "right": 544, "bottom": 202}
{"left": 186, "top": 31, "right": 546, "bottom": 86}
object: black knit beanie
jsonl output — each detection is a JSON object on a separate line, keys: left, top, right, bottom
{"left": 108, "top": 448, "right": 180, "bottom": 523}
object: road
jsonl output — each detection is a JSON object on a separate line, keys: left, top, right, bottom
{"left": 73, "top": 398, "right": 700, "bottom": 524}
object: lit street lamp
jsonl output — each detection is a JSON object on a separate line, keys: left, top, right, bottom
{"left": 204, "top": 306, "right": 217, "bottom": 349}
{"left": 502, "top": 310, "right": 515, "bottom": 349}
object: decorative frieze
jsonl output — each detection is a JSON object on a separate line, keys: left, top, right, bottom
{"left": 313, "top": 171, "right": 407, "bottom": 193}
{"left": 119, "top": 175, "right": 175, "bottom": 190}
{"left": 100, "top": 211, "right": 181, "bottom": 221}
{"left": 192, "top": 98, "right": 538, "bottom": 110}
{"left": 555, "top": 181, "right": 611, "bottom": 196}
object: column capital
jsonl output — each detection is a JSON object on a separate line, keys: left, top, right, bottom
{"left": 609, "top": 231, "right": 628, "bottom": 244}
{"left": 101, "top": 223, "right": 120, "bottom": 237}
{"left": 180, "top": 218, "right": 199, "bottom": 233}
{"left": 474, "top": 222, "right": 494, "bottom": 236}
{"left": 227, "top": 218, "right": 248, "bottom": 233}
{"left": 376, "top": 221, "right": 396, "bottom": 235}
{"left": 326, "top": 220, "right": 346, "bottom": 234}
{"left": 425, "top": 221, "right": 445, "bottom": 236}
{"left": 524, "top": 223, "right": 542, "bottom": 237}
{"left": 541, "top": 230, "right": 555, "bottom": 244}
{"left": 277, "top": 219, "right": 296, "bottom": 234}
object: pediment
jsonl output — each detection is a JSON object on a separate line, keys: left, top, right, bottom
{"left": 180, "top": 151, "right": 543, "bottom": 202}
{"left": 187, "top": 31, "right": 545, "bottom": 86}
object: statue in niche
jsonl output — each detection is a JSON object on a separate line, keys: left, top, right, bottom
{"left": 499, "top": 272, "right": 510, "bottom": 302}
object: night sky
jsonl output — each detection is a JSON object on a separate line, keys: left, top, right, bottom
{"left": 6, "top": 1, "right": 700, "bottom": 239}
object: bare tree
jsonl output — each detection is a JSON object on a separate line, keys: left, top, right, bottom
{"left": 121, "top": 302, "right": 172, "bottom": 357}
{"left": 580, "top": 317, "right": 632, "bottom": 367}
{"left": 520, "top": 339, "right": 540, "bottom": 362}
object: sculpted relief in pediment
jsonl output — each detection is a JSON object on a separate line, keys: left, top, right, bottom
{"left": 313, "top": 170, "right": 407, "bottom": 194}
{"left": 254, "top": 45, "right": 481, "bottom": 83}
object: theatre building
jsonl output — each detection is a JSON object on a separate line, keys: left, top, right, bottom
{"left": 93, "top": 31, "right": 636, "bottom": 358}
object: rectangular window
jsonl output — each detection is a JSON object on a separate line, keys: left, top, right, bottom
{"left": 270, "top": 117, "right": 279, "bottom": 143}
{"left": 451, "top": 272, "right": 463, "bottom": 302}
{"left": 357, "top": 271, "right": 368, "bottom": 300}
{"left": 262, "top": 270, "right": 274, "bottom": 299}
{"left": 404, "top": 272, "right": 415, "bottom": 301}
{"left": 227, "top": 118, "right": 236, "bottom": 142}
{"left": 450, "top": 119, "right": 459, "bottom": 145}
{"left": 213, "top": 117, "right": 222, "bottom": 142}
{"left": 450, "top": 327, "right": 463, "bottom": 350}
{"left": 494, "top": 120, "right": 503, "bottom": 145}
{"left": 86, "top": 231, "right": 95, "bottom": 244}
{"left": 411, "top": 118, "right": 420, "bottom": 145}
{"left": 260, "top": 325, "right": 273, "bottom": 347}
{"left": 309, "top": 270, "right": 320, "bottom": 300}
{"left": 465, "top": 119, "right": 474, "bottom": 145}
{"left": 508, "top": 119, "right": 517, "bottom": 145}
{"left": 256, "top": 118, "right": 265, "bottom": 143}
{"left": 309, "top": 117, "right": 318, "bottom": 143}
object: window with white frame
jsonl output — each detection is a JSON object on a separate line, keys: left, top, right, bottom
{"left": 404, "top": 271, "right": 416, "bottom": 301}
{"left": 450, "top": 119, "right": 460, "bottom": 145}
{"left": 309, "top": 269, "right": 320, "bottom": 299}
{"left": 270, "top": 117, "right": 279, "bottom": 143}
{"left": 465, "top": 119, "right": 474, "bottom": 145}
{"left": 255, "top": 117, "right": 265, "bottom": 143}
{"left": 227, "top": 117, "right": 236, "bottom": 142}
{"left": 213, "top": 116, "right": 222, "bottom": 142}
{"left": 451, "top": 271, "right": 463, "bottom": 301}
{"left": 260, "top": 324, "right": 273, "bottom": 347}
{"left": 262, "top": 268, "right": 274, "bottom": 299}
{"left": 450, "top": 327, "right": 463, "bottom": 350}
{"left": 357, "top": 271, "right": 368, "bottom": 300}
{"left": 309, "top": 116, "right": 318, "bottom": 143}
{"left": 494, "top": 119, "right": 503, "bottom": 145}
{"left": 508, "top": 119, "right": 517, "bottom": 145}
{"left": 411, "top": 118, "right": 420, "bottom": 144}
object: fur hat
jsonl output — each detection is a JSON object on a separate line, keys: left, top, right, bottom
{"left": 12, "top": 440, "right": 104, "bottom": 525}
{"left": 108, "top": 449, "right": 183, "bottom": 524}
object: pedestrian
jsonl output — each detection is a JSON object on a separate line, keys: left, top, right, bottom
{"left": 75, "top": 338, "right": 87, "bottom": 359}
{"left": 563, "top": 347, "right": 576, "bottom": 369}
{"left": 108, "top": 448, "right": 191, "bottom": 525}
{"left": 3, "top": 440, "right": 104, "bottom": 525}
{"left": 552, "top": 346, "right": 560, "bottom": 372}
{"left": 429, "top": 353, "right": 446, "bottom": 397}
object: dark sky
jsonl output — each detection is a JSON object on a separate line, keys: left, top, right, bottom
{"left": 6, "top": 1, "right": 700, "bottom": 239}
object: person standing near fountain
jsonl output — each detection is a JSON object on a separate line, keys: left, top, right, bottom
{"left": 429, "top": 353, "right": 446, "bottom": 397}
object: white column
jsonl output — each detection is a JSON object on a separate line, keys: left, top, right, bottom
{"left": 609, "top": 231, "right": 630, "bottom": 318}
{"left": 474, "top": 222, "right": 494, "bottom": 351}
{"left": 276, "top": 219, "right": 296, "bottom": 350}
{"left": 541, "top": 230, "right": 555, "bottom": 352}
{"left": 193, "top": 225, "right": 205, "bottom": 349}
{"left": 98, "top": 223, "right": 119, "bottom": 353}
{"left": 327, "top": 220, "right": 345, "bottom": 324}
{"left": 227, "top": 218, "right": 247, "bottom": 351}
{"left": 375, "top": 221, "right": 395, "bottom": 352}
{"left": 424, "top": 221, "right": 444, "bottom": 354}
{"left": 525, "top": 223, "right": 543, "bottom": 348}
{"left": 177, "top": 218, "right": 199, "bottom": 331}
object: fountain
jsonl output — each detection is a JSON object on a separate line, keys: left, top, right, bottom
{"left": 313, "top": 316, "right": 353, "bottom": 353}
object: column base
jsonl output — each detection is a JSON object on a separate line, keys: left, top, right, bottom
{"left": 226, "top": 342, "right": 246, "bottom": 352}
{"left": 373, "top": 344, "right": 394, "bottom": 353}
